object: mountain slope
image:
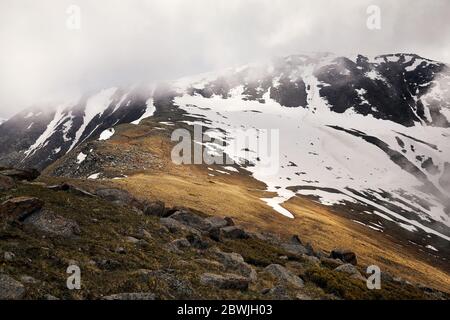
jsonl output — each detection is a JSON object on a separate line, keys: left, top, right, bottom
{"left": 1, "top": 52, "right": 450, "bottom": 272}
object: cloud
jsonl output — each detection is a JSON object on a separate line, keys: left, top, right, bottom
{"left": 0, "top": 0, "right": 449, "bottom": 117}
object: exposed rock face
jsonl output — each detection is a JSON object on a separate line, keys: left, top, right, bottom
{"left": 0, "top": 274, "right": 26, "bottom": 300}
{"left": 220, "top": 226, "right": 250, "bottom": 239}
{"left": 212, "top": 249, "right": 257, "bottom": 282}
{"left": 0, "top": 175, "right": 15, "bottom": 191}
{"left": 330, "top": 249, "right": 358, "bottom": 266}
{"left": 0, "top": 196, "right": 44, "bottom": 221}
{"left": 0, "top": 168, "right": 40, "bottom": 181}
{"left": 334, "top": 264, "right": 366, "bottom": 281}
{"left": 23, "top": 209, "right": 81, "bottom": 237}
{"left": 200, "top": 273, "right": 250, "bottom": 290}
{"left": 142, "top": 200, "right": 165, "bottom": 217}
{"left": 264, "top": 264, "right": 304, "bottom": 289}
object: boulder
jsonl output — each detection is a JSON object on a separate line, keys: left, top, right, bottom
{"left": 169, "top": 210, "right": 211, "bottom": 231}
{"left": 0, "top": 168, "right": 40, "bottom": 181}
{"left": 23, "top": 209, "right": 81, "bottom": 237}
{"left": 3, "top": 251, "right": 15, "bottom": 262}
{"left": 160, "top": 217, "right": 202, "bottom": 236}
{"left": 281, "top": 235, "right": 308, "bottom": 255}
{"left": 142, "top": 200, "right": 165, "bottom": 217}
{"left": 171, "top": 238, "right": 191, "bottom": 250}
{"left": 264, "top": 285, "right": 291, "bottom": 300}
{"left": 0, "top": 197, "right": 44, "bottom": 221}
{"left": 102, "top": 292, "right": 156, "bottom": 300}
{"left": 330, "top": 249, "right": 357, "bottom": 265}
{"left": 186, "top": 233, "right": 210, "bottom": 250}
{"left": 334, "top": 264, "right": 365, "bottom": 281}
{"left": 205, "top": 216, "right": 235, "bottom": 229}
{"left": 95, "top": 188, "right": 140, "bottom": 208}
{"left": 141, "top": 270, "right": 194, "bottom": 299}
{"left": 47, "top": 183, "right": 95, "bottom": 197}
{"left": 200, "top": 273, "right": 249, "bottom": 290}
{"left": 212, "top": 249, "right": 257, "bottom": 281}
{"left": 0, "top": 274, "right": 26, "bottom": 300}
{"left": 320, "top": 257, "right": 344, "bottom": 269}
{"left": 0, "top": 175, "right": 15, "bottom": 191}
{"left": 264, "top": 264, "right": 304, "bottom": 289}
{"left": 220, "top": 226, "right": 249, "bottom": 239}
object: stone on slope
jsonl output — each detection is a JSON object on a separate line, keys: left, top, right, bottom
{"left": 142, "top": 200, "right": 165, "bottom": 217}
{"left": 334, "top": 264, "right": 365, "bottom": 281}
{"left": 330, "top": 249, "right": 358, "bottom": 265}
{"left": 264, "top": 264, "right": 304, "bottom": 289}
{"left": 23, "top": 209, "right": 81, "bottom": 237}
{"left": 0, "top": 196, "right": 44, "bottom": 221}
{"left": 0, "top": 274, "right": 26, "bottom": 300}
{"left": 220, "top": 226, "right": 250, "bottom": 239}
{"left": 200, "top": 273, "right": 250, "bottom": 290}
{"left": 0, "top": 168, "right": 40, "bottom": 181}
{"left": 0, "top": 175, "right": 15, "bottom": 191}
{"left": 212, "top": 249, "right": 257, "bottom": 281}
{"left": 205, "top": 216, "right": 235, "bottom": 229}
{"left": 169, "top": 210, "right": 211, "bottom": 231}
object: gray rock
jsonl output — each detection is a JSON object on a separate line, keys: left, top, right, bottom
{"left": 205, "top": 216, "right": 234, "bottom": 229}
{"left": 20, "top": 275, "right": 39, "bottom": 284}
{"left": 320, "top": 257, "right": 344, "bottom": 269}
{"left": 4, "top": 251, "right": 15, "bottom": 261}
{"left": 186, "top": 233, "right": 210, "bottom": 249}
{"left": 125, "top": 236, "right": 140, "bottom": 244}
{"left": 265, "top": 285, "right": 291, "bottom": 300}
{"left": 330, "top": 249, "right": 358, "bottom": 266}
{"left": 102, "top": 292, "right": 156, "bottom": 300}
{"left": 334, "top": 263, "right": 365, "bottom": 281}
{"left": 279, "top": 235, "right": 309, "bottom": 256}
{"left": 264, "top": 264, "right": 304, "bottom": 289}
{"left": 301, "top": 254, "right": 320, "bottom": 265}
{"left": 140, "top": 270, "right": 194, "bottom": 298}
{"left": 212, "top": 249, "right": 257, "bottom": 281}
{"left": 0, "top": 168, "right": 40, "bottom": 181}
{"left": 171, "top": 238, "right": 191, "bottom": 250}
{"left": 170, "top": 210, "right": 211, "bottom": 231}
{"left": 0, "top": 175, "right": 15, "bottom": 191}
{"left": 200, "top": 273, "right": 249, "bottom": 290}
{"left": 95, "top": 188, "right": 140, "bottom": 208}
{"left": 220, "top": 226, "right": 249, "bottom": 239}
{"left": 0, "top": 274, "right": 26, "bottom": 300}
{"left": 142, "top": 200, "right": 165, "bottom": 217}
{"left": 47, "top": 183, "right": 95, "bottom": 197}
{"left": 24, "top": 209, "right": 81, "bottom": 237}
{"left": 43, "top": 294, "right": 59, "bottom": 300}
{"left": 160, "top": 217, "right": 201, "bottom": 236}
{"left": 0, "top": 196, "right": 44, "bottom": 221}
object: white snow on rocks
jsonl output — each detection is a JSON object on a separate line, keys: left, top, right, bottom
{"left": 132, "top": 98, "right": 156, "bottom": 125}
{"left": 99, "top": 128, "right": 115, "bottom": 141}
{"left": 76, "top": 152, "right": 87, "bottom": 164}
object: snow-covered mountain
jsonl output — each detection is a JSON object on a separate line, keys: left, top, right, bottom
{"left": 1, "top": 52, "right": 449, "bottom": 249}
{"left": 168, "top": 53, "right": 450, "bottom": 245}
{"left": 0, "top": 86, "right": 154, "bottom": 169}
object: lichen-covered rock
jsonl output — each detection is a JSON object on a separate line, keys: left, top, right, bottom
{"left": 24, "top": 209, "right": 81, "bottom": 237}
{"left": 200, "top": 273, "right": 249, "bottom": 290}
{"left": 264, "top": 264, "right": 304, "bottom": 289}
{"left": 0, "top": 196, "right": 44, "bottom": 221}
{"left": 0, "top": 274, "right": 26, "bottom": 300}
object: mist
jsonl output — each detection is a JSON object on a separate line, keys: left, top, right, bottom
{"left": 1, "top": 0, "right": 449, "bottom": 118}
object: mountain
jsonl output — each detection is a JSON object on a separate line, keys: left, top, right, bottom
{"left": 0, "top": 86, "right": 154, "bottom": 170}
{"left": 1, "top": 52, "right": 450, "bottom": 263}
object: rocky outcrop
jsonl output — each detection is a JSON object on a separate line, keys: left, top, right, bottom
{"left": 330, "top": 249, "right": 358, "bottom": 266}
{"left": 23, "top": 209, "right": 81, "bottom": 237}
{"left": 0, "top": 196, "right": 43, "bottom": 221}
{"left": 0, "top": 274, "right": 26, "bottom": 300}
{"left": 200, "top": 273, "right": 250, "bottom": 290}
{"left": 264, "top": 264, "right": 304, "bottom": 289}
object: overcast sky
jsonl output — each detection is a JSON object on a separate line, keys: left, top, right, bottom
{"left": 0, "top": 0, "right": 449, "bottom": 118}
